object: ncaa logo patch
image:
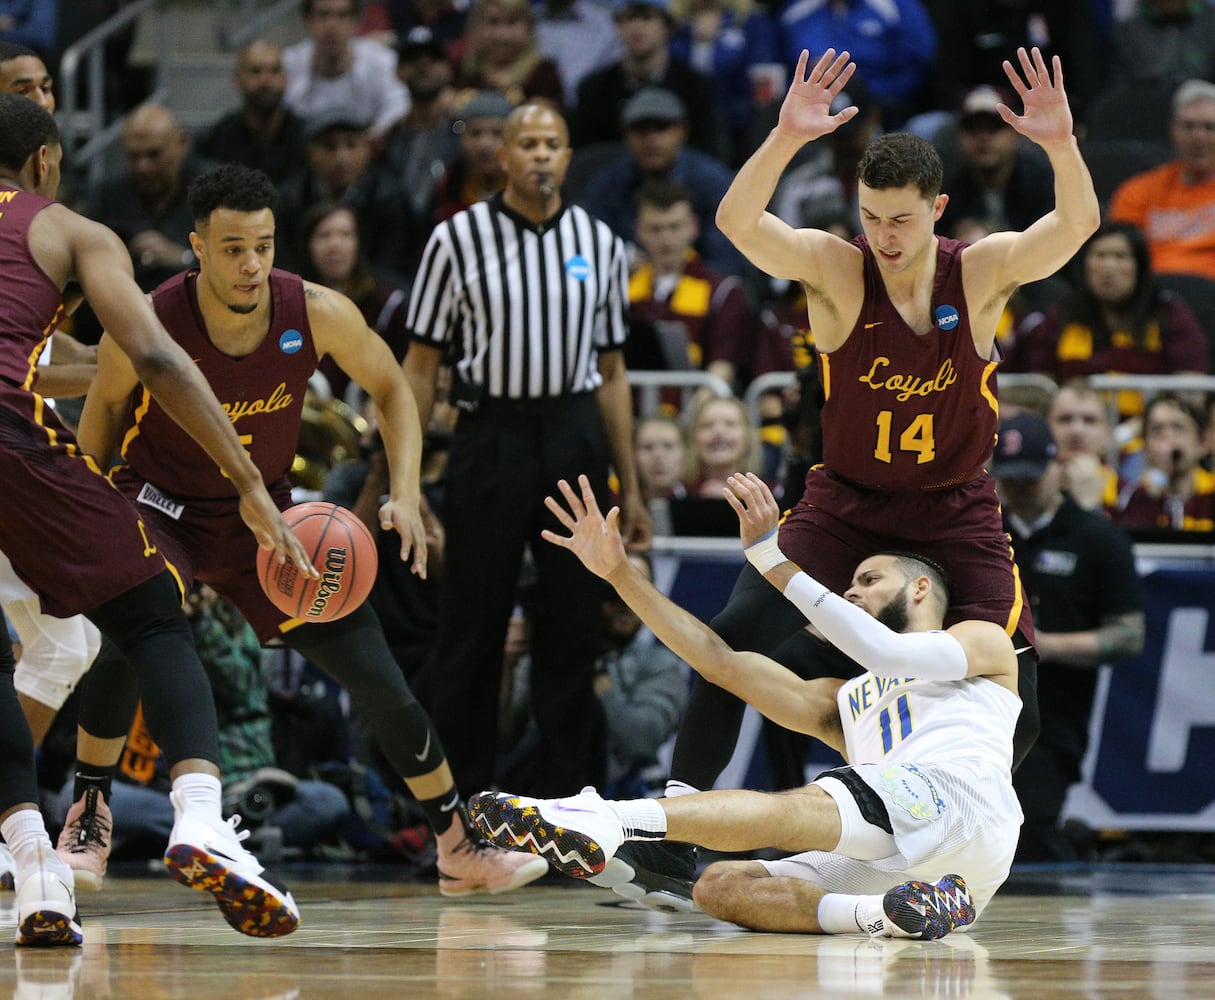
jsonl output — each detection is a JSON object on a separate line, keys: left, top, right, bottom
{"left": 565, "top": 254, "right": 590, "bottom": 282}
{"left": 935, "top": 304, "right": 959, "bottom": 330}
{"left": 279, "top": 329, "right": 304, "bottom": 354}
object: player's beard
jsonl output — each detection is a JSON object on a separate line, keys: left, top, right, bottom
{"left": 227, "top": 302, "right": 258, "bottom": 315}
{"left": 874, "top": 589, "right": 911, "bottom": 634}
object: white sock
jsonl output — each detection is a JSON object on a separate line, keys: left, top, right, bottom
{"left": 1, "top": 808, "right": 56, "bottom": 881}
{"left": 171, "top": 772, "right": 223, "bottom": 821}
{"left": 664, "top": 780, "right": 699, "bottom": 798}
{"left": 606, "top": 797, "right": 667, "bottom": 841}
{"left": 817, "top": 893, "right": 890, "bottom": 936}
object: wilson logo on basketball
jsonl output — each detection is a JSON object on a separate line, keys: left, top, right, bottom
{"left": 257, "top": 501, "right": 377, "bottom": 624}
{"left": 306, "top": 547, "right": 349, "bottom": 618}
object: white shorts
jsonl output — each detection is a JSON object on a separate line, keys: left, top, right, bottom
{"left": 0, "top": 547, "right": 36, "bottom": 603}
{"left": 760, "top": 760, "right": 1022, "bottom": 917}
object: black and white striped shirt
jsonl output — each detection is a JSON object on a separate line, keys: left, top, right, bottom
{"left": 406, "top": 194, "right": 629, "bottom": 399}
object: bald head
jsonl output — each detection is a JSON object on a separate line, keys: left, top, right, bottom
{"left": 123, "top": 103, "right": 189, "bottom": 199}
{"left": 236, "top": 40, "right": 286, "bottom": 113}
{"left": 503, "top": 103, "right": 568, "bottom": 145}
{"left": 499, "top": 102, "right": 572, "bottom": 207}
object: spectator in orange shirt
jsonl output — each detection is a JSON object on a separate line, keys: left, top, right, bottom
{"left": 1108, "top": 79, "right": 1215, "bottom": 278}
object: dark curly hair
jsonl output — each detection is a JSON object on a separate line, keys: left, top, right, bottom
{"left": 187, "top": 163, "right": 277, "bottom": 224}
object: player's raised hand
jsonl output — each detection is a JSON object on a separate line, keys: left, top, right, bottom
{"left": 776, "top": 48, "right": 858, "bottom": 143}
{"left": 240, "top": 487, "right": 319, "bottom": 578}
{"left": 724, "top": 472, "right": 781, "bottom": 548}
{"left": 541, "top": 475, "right": 628, "bottom": 580}
{"left": 999, "top": 46, "right": 1074, "bottom": 148}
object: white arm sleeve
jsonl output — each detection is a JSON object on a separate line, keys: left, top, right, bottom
{"left": 782, "top": 572, "right": 969, "bottom": 680}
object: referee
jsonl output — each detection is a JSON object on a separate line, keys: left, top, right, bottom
{"left": 402, "top": 102, "right": 653, "bottom": 797}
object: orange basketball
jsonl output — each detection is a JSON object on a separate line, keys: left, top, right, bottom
{"left": 256, "top": 502, "right": 378, "bottom": 624}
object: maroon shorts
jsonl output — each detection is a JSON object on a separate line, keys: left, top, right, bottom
{"left": 112, "top": 469, "right": 296, "bottom": 643}
{"left": 779, "top": 467, "right": 1035, "bottom": 643}
{"left": 0, "top": 385, "right": 165, "bottom": 617}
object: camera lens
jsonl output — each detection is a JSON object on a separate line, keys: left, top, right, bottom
{"left": 242, "top": 784, "right": 275, "bottom": 822}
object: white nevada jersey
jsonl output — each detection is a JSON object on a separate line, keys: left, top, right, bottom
{"left": 837, "top": 672, "right": 1021, "bottom": 771}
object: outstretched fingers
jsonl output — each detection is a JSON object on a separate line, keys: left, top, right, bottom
{"left": 804, "top": 47, "right": 853, "bottom": 92}
{"left": 577, "top": 474, "right": 604, "bottom": 520}
{"left": 1005, "top": 46, "right": 1061, "bottom": 95}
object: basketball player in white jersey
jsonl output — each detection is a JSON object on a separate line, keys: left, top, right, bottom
{"left": 470, "top": 473, "right": 1022, "bottom": 941}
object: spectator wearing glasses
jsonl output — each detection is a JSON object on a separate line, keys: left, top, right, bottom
{"left": 1108, "top": 78, "right": 1215, "bottom": 279}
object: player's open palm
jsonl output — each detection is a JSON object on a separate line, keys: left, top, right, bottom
{"left": 541, "top": 475, "right": 627, "bottom": 581}
{"left": 999, "top": 46, "right": 1073, "bottom": 148}
{"left": 777, "top": 48, "right": 858, "bottom": 143}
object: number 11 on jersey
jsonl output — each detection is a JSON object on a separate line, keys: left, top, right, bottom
{"left": 879, "top": 693, "right": 913, "bottom": 754}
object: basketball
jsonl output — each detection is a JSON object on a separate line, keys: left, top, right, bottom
{"left": 256, "top": 502, "right": 378, "bottom": 623}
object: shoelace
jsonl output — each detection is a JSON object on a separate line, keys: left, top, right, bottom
{"left": 69, "top": 788, "right": 111, "bottom": 853}
{"left": 224, "top": 814, "right": 253, "bottom": 846}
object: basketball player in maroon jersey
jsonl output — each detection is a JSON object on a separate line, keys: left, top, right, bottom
{"left": 64, "top": 163, "right": 549, "bottom": 900}
{"left": 0, "top": 95, "right": 316, "bottom": 944}
{"left": 597, "top": 47, "right": 1101, "bottom": 910}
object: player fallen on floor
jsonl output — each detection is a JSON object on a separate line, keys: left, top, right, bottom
{"left": 471, "top": 473, "right": 1023, "bottom": 940}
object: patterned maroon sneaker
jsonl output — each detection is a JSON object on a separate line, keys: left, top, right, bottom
{"left": 468, "top": 788, "right": 624, "bottom": 880}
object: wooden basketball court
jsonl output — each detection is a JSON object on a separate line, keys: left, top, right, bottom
{"left": 2, "top": 863, "right": 1211, "bottom": 997}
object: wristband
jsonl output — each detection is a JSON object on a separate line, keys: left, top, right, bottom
{"left": 744, "top": 527, "right": 786, "bottom": 574}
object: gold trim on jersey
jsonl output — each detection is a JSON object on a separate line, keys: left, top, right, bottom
{"left": 120, "top": 386, "right": 155, "bottom": 458}
{"left": 979, "top": 360, "right": 999, "bottom": 424}
{"left": 29, "top": 391, "right": 104, "bottom": 476}
{"left": 20, "top": 302, "right": 66, "bottom": 392}
{"left": 820, "top": 353, "right": 831, "bottom": 399}
{"left": 1006, "top": 556, "right": 1026, "bottom": 639}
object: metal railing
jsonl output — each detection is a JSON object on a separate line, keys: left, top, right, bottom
{"left": 628, "top": 370, "right": 733, "bottom": 418}
{"left": 58, "top": 0, "right": 306, "bottom": 187}
{"left": 59, "top": 0, "right": 165, "bottom": 170}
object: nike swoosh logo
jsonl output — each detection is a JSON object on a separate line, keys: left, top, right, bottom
{"left": 864, "top": 322, "right": 882, "bottom": 329}
{"left": 415, "top": 731, "right": 431, "bottom": 762}
{"left": 439, "top": 792, "right": 461, "bottom": 812}
{"left": 205, "top": 842, "right": 241, "bottom": 864}
{"left": 1014, "top": 646, "right": 1033, "bottom": 655}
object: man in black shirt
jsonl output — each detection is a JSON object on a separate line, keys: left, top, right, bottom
{"left": 993, "top": 410, "right": 1145, "bottom": 861}
{"left": 196, "top": 40, "right": 307, "bottom": 186}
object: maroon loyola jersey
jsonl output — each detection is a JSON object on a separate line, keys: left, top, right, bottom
{"left": 0, "top": 186, "right": 66, "bottom": 386}
{"left": 116, "top": 269, "right": 317, "bottom": 499}
{"left": 818, "top": 236, "right": 999, "bottom": 490}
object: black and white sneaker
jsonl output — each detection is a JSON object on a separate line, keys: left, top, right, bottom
{"left": 589, "top": 840, "right": 698, "bottom": 913}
